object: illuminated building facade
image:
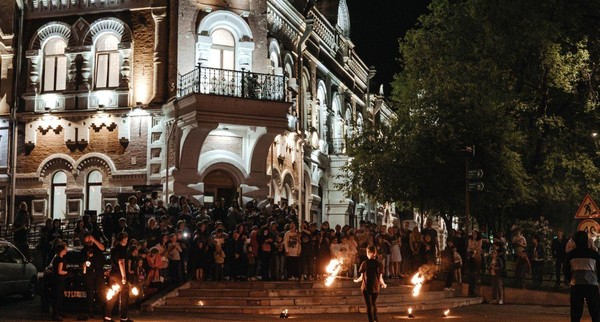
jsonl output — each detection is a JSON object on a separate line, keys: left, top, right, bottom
{"left": 6, "top": 0, "right": 391, "bottom": 227}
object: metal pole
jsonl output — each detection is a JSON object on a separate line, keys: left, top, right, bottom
{"left": 8, "top": 1, "right": 25, "bottom": 225}
{"left": 465, "top": 152, "right": 470, "bottom": 236}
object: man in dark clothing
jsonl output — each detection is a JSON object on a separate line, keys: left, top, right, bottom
{"left": 13, "top": 202, "right": 31, "bottom": 259}
{"left": 82, "top": 232, "right": 106, "bottom": 319}
{"left": 104, "top": 232, "right": 132, "bottom": 322}
{"left": 354, "top": 245, "right": 387, "bottom": 322}
{"left": 552, "top": 229, "right": 568, "bottom": 286}
{"left": 565, "top": 230, "right": 600, "bottom": 322}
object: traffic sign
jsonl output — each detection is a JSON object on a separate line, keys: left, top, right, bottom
{"left": 575, "top": 194, "right": 600, "bottom": 218}
{"left": 578, "top": 219, "right": 600, "bottom": 236}
{"left": 468, "top": 182, "right": 485, "bottom": 192}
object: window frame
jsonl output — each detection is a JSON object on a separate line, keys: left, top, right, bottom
{"left": 94, "top": 33, "right": 121, "bottom": 90}
{"left": 41, "top": 37, "right": 68, "bottom": 93}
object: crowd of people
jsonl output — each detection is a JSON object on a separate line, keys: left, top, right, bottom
{"left": 12, "top": 191, "right": 590, "bottom": 320}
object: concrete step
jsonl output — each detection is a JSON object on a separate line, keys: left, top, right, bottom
{"left": 165, "top": 291, "right": 452, "bottom": 306}
{"left": 187, "top": 279, "right": 409, "bottom": 290}
{"left": 156, "top": 297, "right": 483, "bottom": 314}
{"left": 177, "top": 285, "right": 416, "bottom": 297}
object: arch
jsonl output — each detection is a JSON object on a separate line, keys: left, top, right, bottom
{"left": 84, "top": 18, "right": 133, "bottom": 46}
{"left": 283, "top": 52, "right": 295, "bottom": 78}
{"left": 76, "top": 153, "right": 116, "bottom": 176}
{"left": 356, "top": 112, "right": 364, "bottom": 134}
{"left": 200, "top": 162, "right": 246, "bottom": 188}
{"left": 30, "top": 22, "right": 71, "bottom": 50}
{"left": 268, "top": 38, "right": 281, "bottom": 70}
{"left": 38, "top": 154, "right": 76, "bottom": 178}
{"left": 199, "top": 150, "right": 248, "bottom": 182}
{"left": 197, "top": 10, "right": 253, "bottom": 41}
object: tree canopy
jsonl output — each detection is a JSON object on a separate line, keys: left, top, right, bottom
{"left": 342, "top": 0, "right": 600, "bottom": 231}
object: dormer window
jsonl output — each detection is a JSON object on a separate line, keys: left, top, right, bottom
{"left": 95, "top": 34, "right": 120, "bottom": 89}
{"left": 42, "top": 37, "right": 67, "bottom": 92}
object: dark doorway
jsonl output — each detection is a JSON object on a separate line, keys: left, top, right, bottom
{"left": 204, "top": 170, "right": 238, "bottom": 208}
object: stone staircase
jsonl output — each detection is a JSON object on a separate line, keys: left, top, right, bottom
{"left": 148, "top": 280, "right": 483, "bottom": 315}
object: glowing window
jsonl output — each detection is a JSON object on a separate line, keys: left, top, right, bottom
{"left": 43, "top": 37, "right": 67, "bottom": 92}
{"left": 95, "top": 34, "right": 120, "bottom": 89}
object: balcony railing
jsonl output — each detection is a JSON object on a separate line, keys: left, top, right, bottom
{"left": 177, "top": 65, "right": 286, "bottom": 102}
{"left": 331, "top": 138, "right": 346, "bottom": 154}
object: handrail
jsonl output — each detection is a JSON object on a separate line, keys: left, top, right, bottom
{"left": 177, "top": 65, "right": 286, "bottom": 102}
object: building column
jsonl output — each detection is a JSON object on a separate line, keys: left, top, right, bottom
{"left": 152, "top": 7, "right": 167, "bottom": 103}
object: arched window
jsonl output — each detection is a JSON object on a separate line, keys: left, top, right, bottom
{"left": 86, "top": 170, "right": 103, "bottom": 215}
{"left": 95, "top": 33, "right": 120, "bottom": 89}
{"left": 51, "top": 171, "right": 67, "bottom": 219}
{"left": 43, "top": 37, "right": 67, "bottom": 92}
{"left": 208, "top": 28, "right": 235, "bottom": 70}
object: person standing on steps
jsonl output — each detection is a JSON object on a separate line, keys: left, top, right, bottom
{"left": 354, "top": 245, "right": 387, "bottom": 322}
{"left": 565, "top": 230, "right": 600, "bottom": 322}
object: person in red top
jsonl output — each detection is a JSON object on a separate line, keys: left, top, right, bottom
{"left": 354, "top": 245, "right": 387, "bottom": 322}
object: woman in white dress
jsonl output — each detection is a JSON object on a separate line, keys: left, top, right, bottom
{"left": 390, "top": 227, "right": 402, "bottom": 278}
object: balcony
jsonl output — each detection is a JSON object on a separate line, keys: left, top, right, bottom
{"left": 331, "top": 138, "right": 346, "bottom": 154}
{"left": 177, "top": 65, "right": 286, "bottom": 102}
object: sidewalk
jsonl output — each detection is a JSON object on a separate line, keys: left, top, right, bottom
{"left": 132, "top": 304, "right": 584, "bottom": 322}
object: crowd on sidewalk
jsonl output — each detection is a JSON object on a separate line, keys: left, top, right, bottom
{"left": 11, "top": 192, "right": 583, "bottom": 313}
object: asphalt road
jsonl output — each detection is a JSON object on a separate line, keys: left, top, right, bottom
{"left": 0, "top": 295, "right": 588, "bottom": 322}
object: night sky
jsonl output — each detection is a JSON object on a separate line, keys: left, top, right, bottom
{"left": 346, "top": 0, "right": 432, "bottom": 96}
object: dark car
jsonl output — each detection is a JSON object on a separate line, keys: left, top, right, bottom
{"left": 40, "top": 246, "right": 111, "bottom": 313}
{"left": 0, "top": 239, "right": 38, "bottom": 299}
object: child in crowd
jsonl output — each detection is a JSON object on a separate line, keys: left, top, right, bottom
{"left": 246, "top": 244, "right": 256, "bottom": 281}
{"left": 514, "top": 250, "right": 531, "bottom": 289}
{"left": 453, "top": 246, "right": 463, "bottom": 283}
{"left": 213, "top": 242, "right": 226, "bottom": 281}
{"left": 488, "top": 250, "right": 504, "bottom": 304}
{"left": 274, "top": 234, "right": 285, "bottom": 280}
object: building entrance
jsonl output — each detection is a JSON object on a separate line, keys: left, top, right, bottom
{"left": 203, "top": 170, "right": 239, "bottom": 208}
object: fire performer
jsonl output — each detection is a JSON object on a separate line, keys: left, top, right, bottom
{"left": 354, "top": 245, "right": 387, "bottom": 322}
{"left": 104, "top": 232, "right": 133, "bottom": 322}
{"left": 82, "top": 232, "right": 106, "bottom": 319}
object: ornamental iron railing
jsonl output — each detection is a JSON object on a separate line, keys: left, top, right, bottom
{"left": 178, "top": 65, "right": 286, "bottom": 102}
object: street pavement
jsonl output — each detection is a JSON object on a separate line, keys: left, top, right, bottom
{"left": 0, "top": 295, "right": 588, "bottom": 321}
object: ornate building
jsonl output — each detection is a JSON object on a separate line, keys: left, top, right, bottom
{"left": 6, "top": 0, "right": 391, "bottom": 227}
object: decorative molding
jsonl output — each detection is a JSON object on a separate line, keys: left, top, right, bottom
{"left": 30, "top": 21, "right": 72, "bottom": 50}
{"left": 84, "top": 18, "right": 133, "bottom": 46}
{"left": 39, "top": 157, "right": 75, "bottom": 178}
{"left": 76, "top": 156, "right": 113, "bottom": 176}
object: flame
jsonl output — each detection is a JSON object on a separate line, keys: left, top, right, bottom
{"left": 324, "top": 259, "right": 343, "bottom": 287}
{"left": 106, "top": 283, "right": 121, "bottom": 301}
{"left": 106, "top": 289, "right": 115, "bottom": 301}
{"left": 197, "top": 301, "right": 204, "bottom": 306}
{"left": 131, "top": 286, "right": 139, "bottom": 296}
{"left": 411, "top": 273, "right": 425, "bottom": 297}
{"left": 444, "top": 309, "right": 450, "bottom": 316}
{"left": 282, "top": 309, "right": 288, "bottom": 314}
{"left": 408, "top": 307, "right": 413, "bottom": 314}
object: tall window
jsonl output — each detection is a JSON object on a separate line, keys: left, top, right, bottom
{"left": 95, "top": 34, "right": 120, "bottom": 89}
{"left": 86, "top": 170, "right": 103, "bottom": 215}
{"left": 208, "top": 29, "right": 235, "bottom": 70}
{"left": 51, "top": 171, "right": 67, "bottom": 220}
{"left": 43, "top": 37, "right": 67, "bottom": 92}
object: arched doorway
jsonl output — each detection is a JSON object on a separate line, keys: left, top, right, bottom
{"left": 203, "top": 170, "right": 238, "bottom": 209}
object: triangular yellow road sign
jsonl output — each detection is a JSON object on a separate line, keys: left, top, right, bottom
{"left": 575, "top": 194, "right": 600, "bottom": 218}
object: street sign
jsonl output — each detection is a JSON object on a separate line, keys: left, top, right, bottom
{"left": 468, "top": 182, "right": 484, "bottom": 192}
{"left": 575, "top": 194, "right": 600, "bottom": 218}
{"left": 578, "top": 219, "right": 600, "bottom": 236}
{"left": 468, "top": 169, "right": 484, "bottom": 179}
